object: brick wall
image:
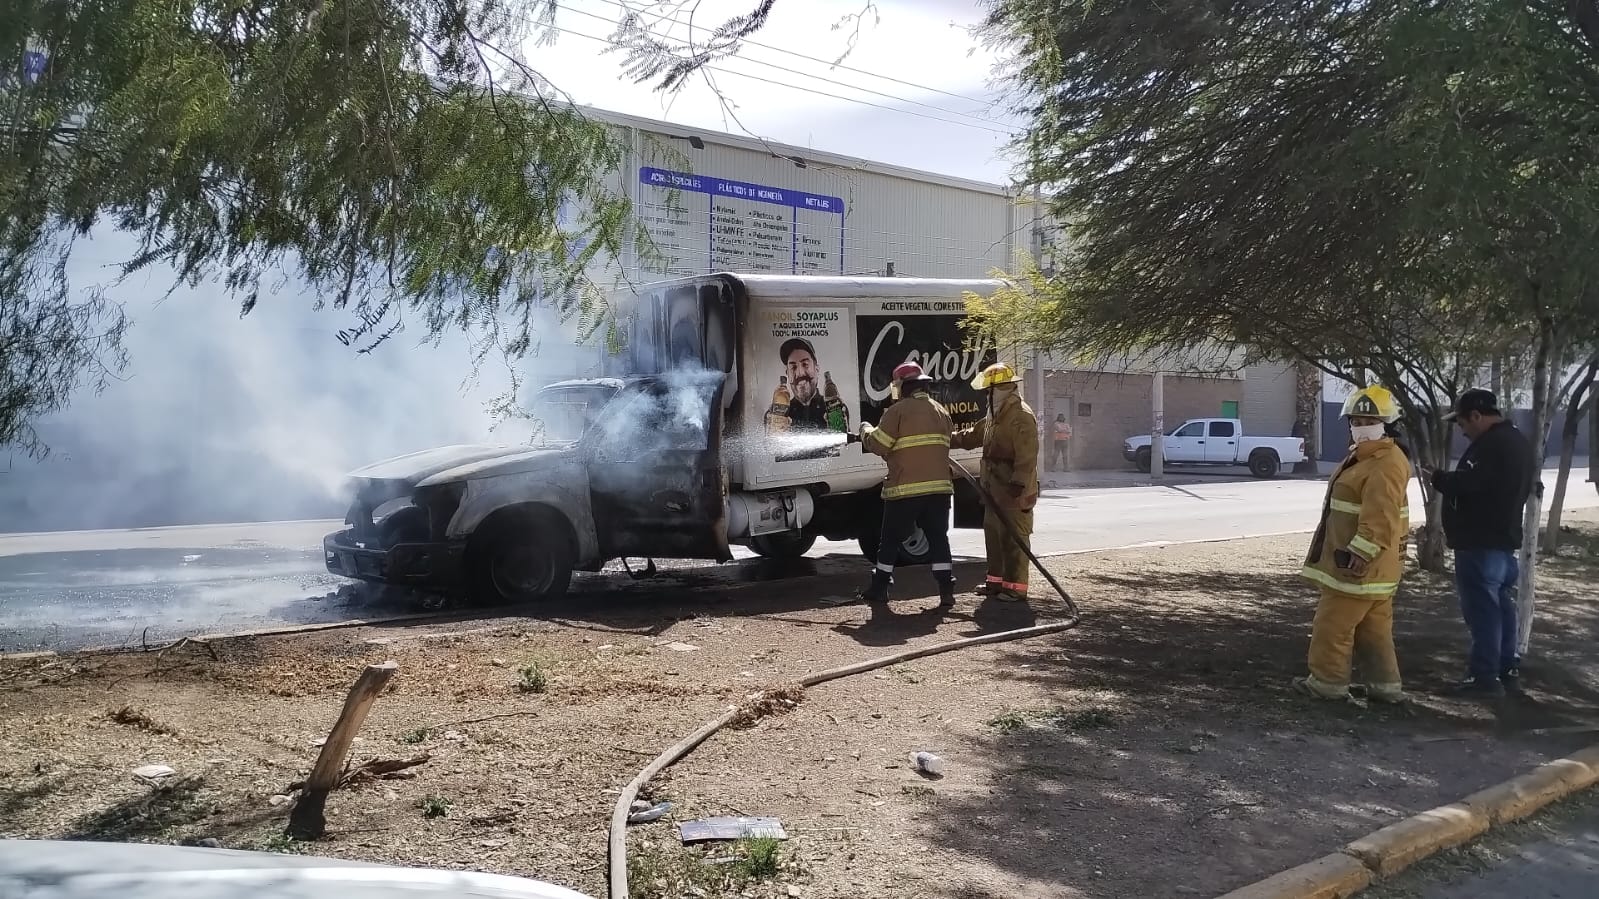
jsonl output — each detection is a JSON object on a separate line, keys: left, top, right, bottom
{"left": 1040, "top": 371, "right": 1244, "bottom": 471}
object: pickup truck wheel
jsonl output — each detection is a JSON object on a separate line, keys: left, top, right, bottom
{"left": 749, "top": 532, "right": 817, "bottom": 560}
{"left": 1248, "top": 450, "right": 1281, "bottom": 479}
{"left": 1134, "top": 447, "right": 1153, "bottom": 473}
{"left": 857, "top": 527, "right": 934, "bottom": 567}
{"left": 467, "top": 510, "right": 575, "bottom": 605}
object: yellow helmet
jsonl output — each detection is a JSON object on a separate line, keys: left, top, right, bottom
{"left": 1342, "top": 385, "right": 1401, "bottom": 423}
{"left": 971, "top": 362, "right": 1024, "bottom": 390}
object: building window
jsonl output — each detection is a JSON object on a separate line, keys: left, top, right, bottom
{"left": 1078, "top": 402, "right": 1092, "bottom": 417}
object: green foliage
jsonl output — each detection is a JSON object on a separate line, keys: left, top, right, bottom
{"left": 625, "top": 835, "right": 797, "bottom": 898}
{"left": 417, "top": 794, "right": 451, "bottom": 818}
{"left": 254, "top": 832, "right": 308, "bottom": 854}
{"left": 974, "top": 0, "right": 1599, "bottom": 512}
{"left": 517, "top": 661, "right": 547, "bottom": 693}
{"left": 732, "top": 837, "right": 781, "bottom": 880}
{"left": 399, "top": 726, "right": 432, "bottom": 745}
{"left": 1, "top": 0, "right": 639, "bottom": 453}
{"left": 987, "top": 704, "right": 1119, "bottom": 733}
{"left": 986, "top": 708, "right": 1028, "bottom": 732}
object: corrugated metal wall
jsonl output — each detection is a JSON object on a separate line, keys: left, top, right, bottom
{"left": 1241, "top": 361, "right": 1298, "bottom": 436}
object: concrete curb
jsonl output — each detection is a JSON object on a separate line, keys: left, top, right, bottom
{"left": 1215, "top": 742, "right": 1599, "bottom": 898}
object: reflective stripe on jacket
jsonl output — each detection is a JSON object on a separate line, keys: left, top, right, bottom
{"left": 1302, "top": 438, "right": 1412, "bottom": 596}
{"left": 862, "top": 392, "right": 954, "bottom": 500}
{"left": 952, "top": 392, "right": 1039, "bottom": 510}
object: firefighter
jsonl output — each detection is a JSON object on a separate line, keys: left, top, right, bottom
{"left": 953, "top": 362, "right": 1039, "bottom": 602}
{"left": 1294, "top": 385, "right": 1413, "bottom": 703}
{"left": 857, "top": 362, "right": 957, "bottom": 607}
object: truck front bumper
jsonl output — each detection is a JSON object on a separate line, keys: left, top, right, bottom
{"left": 323, "top": 528, "right": 466, "bottom": 588}
{"left": 1122, "top": 448, "right": 1139, "bottom": 462}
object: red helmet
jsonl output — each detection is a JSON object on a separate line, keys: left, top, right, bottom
{"left": 892, "top": 361, "right": 930, "bottom": 382}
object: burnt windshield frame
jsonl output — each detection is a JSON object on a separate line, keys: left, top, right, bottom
{"left": 533, "top": 384, "right": 620, "bottom": 445}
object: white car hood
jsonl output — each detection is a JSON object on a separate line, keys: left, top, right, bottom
{"left": 348, "top": 444, "right": 574, "bottom": 488}
{"left": 0, "top": 839, "right": 595, "bottom": 899}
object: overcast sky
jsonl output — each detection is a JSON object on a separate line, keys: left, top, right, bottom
{"left": 532, "top": 0, "right": 1018, "bottom": 182}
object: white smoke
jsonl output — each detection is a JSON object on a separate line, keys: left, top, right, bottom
{"left": 0, "top": 231, "right": 601, "bottom": 532}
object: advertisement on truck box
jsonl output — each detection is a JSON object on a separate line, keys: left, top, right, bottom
{"left": 746, "top": 296, "right": 996, "bottom": 485}
{"left": 857, "top": 301, "right": 994, "bottom": 432}
{"left": 759, "top": 306, "right": 858, "bottom": 462}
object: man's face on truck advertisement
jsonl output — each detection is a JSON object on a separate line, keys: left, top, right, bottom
{"left": 786, "top": 350, "right": 819, "bottom": 401}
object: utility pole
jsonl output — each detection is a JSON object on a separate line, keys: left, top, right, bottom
{"left": 1152, "top": 371, "right": 1165, "bottom": 479}
{"left": 1029, "top": 185, "right": 1048, "bottom": 468}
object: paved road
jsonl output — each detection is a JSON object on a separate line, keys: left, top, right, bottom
{"left": 1367, "top": 794, "right": 1599, "bottom": 899}
{"left": 1, "top": 466, "right": 1590, "bottom": 653}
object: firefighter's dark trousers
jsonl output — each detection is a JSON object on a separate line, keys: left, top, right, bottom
{"left": 875, "top": 494, "right": 953, "bottom": 581}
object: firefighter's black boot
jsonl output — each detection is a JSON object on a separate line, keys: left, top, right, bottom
{"left": 935, "top": 573, "right": 956, "bottom": 609}
{"left": 857, "top": 568, "right": 892, "bottom": 604}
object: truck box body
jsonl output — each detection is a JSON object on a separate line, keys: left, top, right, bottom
{"left": 607, "top": 274, "right": 996, "bottom": 489}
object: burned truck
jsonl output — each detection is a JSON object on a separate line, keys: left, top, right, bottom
{"left": 323, "top": 274, "right": 1001, "bottom": 603}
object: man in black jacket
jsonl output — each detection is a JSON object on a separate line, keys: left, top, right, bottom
{"left": 1424, "top": 389, "right": 1538, "bottom": 697}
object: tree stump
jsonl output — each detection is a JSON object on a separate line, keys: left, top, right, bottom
{"left": 287, "top": 660, "right": 399, "bottom": 840}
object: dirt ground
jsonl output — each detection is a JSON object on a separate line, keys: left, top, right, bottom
{"left": 3, "top": 512, "right": 1598, "bottom": 899}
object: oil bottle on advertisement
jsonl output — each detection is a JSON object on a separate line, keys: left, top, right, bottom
{"left": 766, "top": 375, "right": 792, "bottom": 431}
{"left": 823, "top": 371, "right": 849, "bottom": 432}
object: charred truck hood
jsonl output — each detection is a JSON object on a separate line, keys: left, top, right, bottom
{"left": 349, "top": 444, "right": 576, "bottom": 491}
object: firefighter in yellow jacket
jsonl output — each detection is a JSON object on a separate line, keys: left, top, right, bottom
{"left": 1294, "top": 386, "right": 1413, "bottom": 703}
{"left": 858, "top": 362, "right": 957, "bottom": 607}
{"left": 952, "top": 362, "right": 1040, "bottom": 602}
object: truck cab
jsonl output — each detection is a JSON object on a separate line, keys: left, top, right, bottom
{"left": 323, "top": 273, "right": 1001, "bottom": 604}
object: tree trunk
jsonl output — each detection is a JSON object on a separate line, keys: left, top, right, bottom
{"left": 1542, "top": 369, "right": 1595, "bottom": 555}
{"left": 1516, "top": 318, "right": 1560, "bottom": 656}
{"left": 1293, "top": 360, "right": 1322, "bottom": 474}
{"left": 1407, "top": 413, "right": 1450, "bottom": 573}
{"left": 1417, "top": 488, "right": 1448, "bottom": 572}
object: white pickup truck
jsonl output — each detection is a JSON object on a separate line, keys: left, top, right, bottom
{"left": 1123, "top": 418, "right": 1306, "bottom": 479}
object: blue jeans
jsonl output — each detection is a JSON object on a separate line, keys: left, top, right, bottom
{"left": 1454, "top": 549, "right": 1521, "bottom": 680}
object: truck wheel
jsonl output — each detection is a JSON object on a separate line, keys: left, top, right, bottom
{"left": 467, "top": 509, "right": 575, "bottom": 605}
{"left": 749, "top": 532, "right": 817, "bottom": 560}
{"left": 1135, "top": 447, "right": 1152, "bottom": 473}
{"left": 1248, "top": 450, "right": 1281, "bottom": 479}
{"left": 857, "top": 527, "right": 934, "bottom": 567}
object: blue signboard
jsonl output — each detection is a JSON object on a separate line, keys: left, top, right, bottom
{"left": 639, "top": 167, "right": 843, "bottom": 213}
{"left": 638, "top": 166, "right": 845, "bottom": 275}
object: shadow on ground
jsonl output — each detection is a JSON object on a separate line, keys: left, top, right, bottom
{"left": 891, "top": 525, "right": 1599, "bottom": 897}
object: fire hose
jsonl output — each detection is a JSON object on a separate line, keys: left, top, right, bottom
{"left": 605, "top": 462, "right": 1082, "bottom": 898}
{"left": 947, "top": 460, "right": 1080, "bottom": 619}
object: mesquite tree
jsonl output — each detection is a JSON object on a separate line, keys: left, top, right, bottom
{"left": 972, "top": 1, "right": 1599, "bottom": 590}
{"left": 2, "top": 0, "right": 644, "bottom": 455}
